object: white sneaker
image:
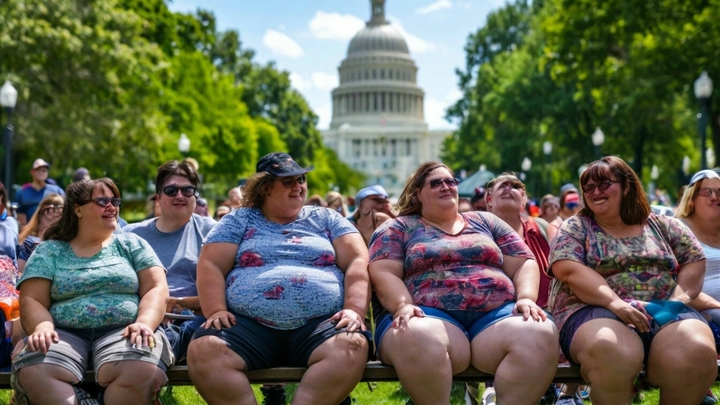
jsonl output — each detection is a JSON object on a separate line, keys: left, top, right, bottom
{"left": 481, "top": 387, "right": 497, "bottom": 405}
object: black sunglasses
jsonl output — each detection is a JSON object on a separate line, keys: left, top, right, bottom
{"left": 279, "top": 174, "right": 307, "bottom": 188}
{"left": 581, "top": 180, "right": 616, "bottom": 194}
{"left": 163, "top": 185, "right": 197, "bottom": 197}
{"left": 92, "top": 197, "right": 121, "bottom": 208}
{"left": 426, "top": 177, "right": 460, "bottom": 189}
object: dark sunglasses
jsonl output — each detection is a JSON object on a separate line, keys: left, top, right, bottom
{"left": 279, "top": 174, "right": 307, "bottom": 188}
{"left": 582, "top": 180, "right": 616, "bottom": 194}
{"left": 163, "top": 185, "right": 197, "bottom": 197}
{"left": 426, "top": 177, "right": 460, "bottom": 189}
{"left": 92, "top": 197, "right": 121, "bottom": 208}
{"left": 698, "top": 187, "right": 720, "bottom": 198}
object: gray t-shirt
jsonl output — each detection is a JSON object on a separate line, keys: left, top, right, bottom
{"left": 123, "top": 214, "right": 216, "bottom": 297}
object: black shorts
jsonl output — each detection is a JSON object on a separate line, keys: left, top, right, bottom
{"left": 192, "top": 313, "right": 365, "bottom": 371}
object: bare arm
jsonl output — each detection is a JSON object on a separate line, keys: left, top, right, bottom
{"left": 689, "top": 292, "right": 720, "bottom": 311}
{"left": 134, "top": 266, "right": 169, "bottom": 329}
{"left": 19, "top": 278, "right": 58, "bottom": 353}
{"left": 17, "top": 213, "right": 27, "bottom": 228}
{"left": 17, "top": 259, "right": 26, "bottom": 275}
{"left": 671, "top": 259, "right": 705, "bottom": 304}
{"left": 369, "top": 258, "right": 424, "bottom": 326}
{"left": 333, "top": 233, "right": 370, "bottom": 315}
{"left": 501, "top": 255, "right": 545, "bottom": 321}
{"left": 196, "top": 242, "right": 238, "bottom": 329}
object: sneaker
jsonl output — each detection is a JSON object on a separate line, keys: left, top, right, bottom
{"left": 702, "top": 390, "right": 719, "bottom": 405}
{"left": 556, "top": 393, "right": 583, "bottom": 405}
{"left": 578, "top": 386, "right": 590, "bottom": 400}
{"left": 481, "top": 387, "right": 497, "bottom": 405}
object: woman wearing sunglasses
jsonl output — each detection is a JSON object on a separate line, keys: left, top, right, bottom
{"left": 188, "top": 152, "right": 369, "bottom": 405}
{"left": 550, "top": 156, "right": 715, "bottom": 405}
{"left": 368, "top": 162, "right": 559, "bottom": 405}
{"left": 17, "top": 193, "right": 64, "bottom": 274}
{"left": 12, "top": 178, "right": 172, "bottom": 404}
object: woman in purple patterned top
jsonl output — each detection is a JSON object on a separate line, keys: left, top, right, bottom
{"left": 369, "top": 162, "right": 559, "bottom": 405}
{"left": 550, "top": 156, "right": 715, "bottom": 405}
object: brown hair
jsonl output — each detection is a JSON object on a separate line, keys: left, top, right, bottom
{"left": 155, "top": 160, "right": 200, "bottom": 194}
{"left": 397, "top": 162, "right": 451, "bottom": 217}
{"left": 19, "top": 193, "right": 64, "bottom": 243}
{"left": 579, "top": 156, "right": 650, "bottom": 225}
{"left": 240, "top": 172, "right": 276, "bottom": 209}
{"left": 44, "top": 178, "right": 120, "bottom": 241}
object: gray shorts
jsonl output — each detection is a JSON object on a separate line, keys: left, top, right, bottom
{"left": 12, "top": 326, "right": 173, "bottom": 384}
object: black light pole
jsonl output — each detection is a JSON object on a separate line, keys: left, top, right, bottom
{"left": 694, "top": 71, "right": 714, "bottom": 170}
{"left": 543, "top": 141, "right": 552, "bottom": 194}
{"left": 0, "top": 81, "right": 18, "bottom": 199}
{"left": 591, "top": 127, "right": 604, "bottom": 160}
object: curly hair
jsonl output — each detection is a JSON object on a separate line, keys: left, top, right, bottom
{"left": 397, "top": 162, "right": 451, "bottom": 217}
{"left": 44, "top": 178, "right": 120, "bottom": 241}
{"left": 240, "top": 172, "right": 276, "bottom": 209}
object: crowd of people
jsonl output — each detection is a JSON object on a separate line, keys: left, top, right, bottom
{"left": 0, "top": 152, "right": 717, "bottom": 405}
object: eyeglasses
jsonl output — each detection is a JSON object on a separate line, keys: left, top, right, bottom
{"left": 496, "top": 182, "right": 524, "bottom": 191}
{"left": 425, "top": 177, "right": 460, "bottom": 189}
{"left": 279, "top": 174, "right": 307, "bottom": 188}
{"left": 698, "top": 187, "right": 720, "bottom": 198}
{"left": 92, "top": 197, "right": 121, "bottom": 208}
{"left": 163, "top": 185, "right": 197, "bottom": 197}
{"left": 42, "top": 204, "right": 64, "bottom": 214}
{"left": 582, "top": 180, "right": 616, "bottom": 194}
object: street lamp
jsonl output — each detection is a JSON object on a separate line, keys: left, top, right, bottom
{"left": 543, "top": 141, "right": 552, "bottom": 194}
{"left": 520, "top": 156, "right": 531, "bottom": 183}
{"left": 178, "top": 133, "right": 190, "bottom": 158}
{"left": 649, "top": 164, "right": 659, "bottom": 198}
{"left": 591, "top": 127, "right": 605, "bottom": 159}
{"left": 1, "top": 81, "right": 18, "bottom": 198}
{"left": 694, "top": 71, "right": 713, "bottom": 170}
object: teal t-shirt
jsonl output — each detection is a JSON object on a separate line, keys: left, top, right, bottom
{"left": 18, "top": 233, "right": 164, "bottom": 329}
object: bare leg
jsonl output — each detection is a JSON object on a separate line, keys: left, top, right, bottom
{"left": 379, "top": 317, "right": 471, "bottom": 405}
{"left": 16, "top": 363, "right": 79, "bottom": 405}
{"left": 187, "top": 336, "right": 258, "bottom": 405}
{"left": 471, "top": 316, "right": 559, "bottom": 405}
{"left": 98, "top": 360, "right": 160, "bottom": 405}
{"left": 570, "top": 318, "right": 643, "bottom": 405}
{"left": 291, "top": 332, "right": 367, "bottom": 405}
{"left": 647, "top": 319, "right": 717, "bottom": 405}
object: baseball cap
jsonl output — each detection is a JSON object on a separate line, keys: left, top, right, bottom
{"left": 72, "top": 167, "right": 90, "bottom": 182}
{"left": 689, "top": 169, "right": 720, "bottom": 186}
{"left": 560, "top": 183, "right": 578, "bottom": 196}
{"left": 355, "top": 185, "right": 389, "bottom": 207}
{"left": 564, "top": 192, "right": 581, "bottom": 209}
{"left": 256, "top": 152, "right": 313, "bottom": 177}
{"left": 32, "top": 158, "right": 50, "bottom": 170}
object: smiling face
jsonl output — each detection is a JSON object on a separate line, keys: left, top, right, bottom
{"left": 418, "top": 167, "right": 459, "bottom": 215}
{"left": 158, "top": 174, "right": 196, "bottom": 221}
{"left": 262, "top": 174, "right": 307, "bottom": 222}
{"left": 581, "top": 175, "right": 623, "bottom": 219}
{"left": 692, "top": 178, "right": 720, "bottom": 220}
{"left": 76, "top": 183, "right": 118, "bottom": 231}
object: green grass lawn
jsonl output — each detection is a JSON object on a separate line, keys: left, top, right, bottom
{"left": 0, "top": 382, "right": 714, "bottom": 404}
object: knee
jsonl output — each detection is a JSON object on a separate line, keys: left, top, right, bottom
{"left": 382, "top": 321, "right": 452, "bottom": 362}
{"left": 577, "top": 335, "right": 643, "bottom": 379}
{"left": 187, "top": 336, "right": 224, "bottom": 367}
{"left": 98, "top": 361, "right": 157, "bottom": 389}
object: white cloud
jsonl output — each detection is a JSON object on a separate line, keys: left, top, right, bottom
{"left": 309, "top": 11, "right": 365, "bottom": 40}
{"left": 416, "top": 0, "right": 452, "bottom": 14}
{"left": 315, "top": 104, "right": 332, "bottom": 130}
{"left": 289, "top": 72, "right": 312, "bottom": 91}
{"left": 262, "top": 29, "right": 304, "bottom": 58}
{"left": 388, "top": 17, "right": 437, "bottom": 54}
{"left": 424, "top": 90, "right": 462, "bottom": 129}
{"left": 311, "top": 72, "right": 338, "bottom": 91}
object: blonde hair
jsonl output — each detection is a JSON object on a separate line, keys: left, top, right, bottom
{"left": 676, "top": 181, "right": 701, "bottom": 218}
{"left": 19, "top": 193, "right": 64, "bottom": 243}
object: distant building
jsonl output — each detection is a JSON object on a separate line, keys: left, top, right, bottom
{"left": 321, "top": 0, "right": 450, "bottom": 196}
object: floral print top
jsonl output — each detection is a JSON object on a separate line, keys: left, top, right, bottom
{"left": 204, "top": 206, "right": 358, "bottom": 330}
{"left": 18, "top": 234, "right": 163, "bottom": 329}
{"left": 368, "top": 211, "right": 535, "bottom": 313}
{"left": 548, "top": 213, "right": 705, "bottom": 331}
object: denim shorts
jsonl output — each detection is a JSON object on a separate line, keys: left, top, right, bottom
{"left": 192, "top": 313, "right": 367, "bottom": 371}
{"left": 559, "top": 304, "right": 707, "bottom": 364}
{"left": 374, "top": 302, "right": 517, "bottom": 356}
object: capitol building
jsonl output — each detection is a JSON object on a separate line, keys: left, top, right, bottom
{"left": 321, "top": 0, "right": 450, "bottom": 197}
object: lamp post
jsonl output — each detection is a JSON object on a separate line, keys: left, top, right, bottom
{"left": 591, "top": 127, "right": 605, "bottom": 159}
{"left": 543, "top": 141, "right": 552, "bottom": 194}
{"left": 178, "top": 133, "right": 190, "bottom": 158}
{"left": 694, "top": 71, "right": 714, "bottom": 170}
{"left": 1, "top": 81, "right": 18, "bottom": 198}
{"left": 520, "top": 157, "right": 532, "bottom": 196}
{"left": 649, "top": 164, "right": 659, "bottom": 200}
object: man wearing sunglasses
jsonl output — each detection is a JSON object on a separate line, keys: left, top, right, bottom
{"left": 123, "top": 160, "right": 216, "bottom": 362}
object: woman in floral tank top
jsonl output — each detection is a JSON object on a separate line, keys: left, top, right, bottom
{"left": 550, "top": 156, "right": 715, "bottom": 405}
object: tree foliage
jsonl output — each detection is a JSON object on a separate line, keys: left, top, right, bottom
{"left": 0, "top": 0, "right": 362, "bottom": 199}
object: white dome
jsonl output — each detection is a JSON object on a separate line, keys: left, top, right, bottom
{"left": 347, "top": 24, "right": 409, "bottom": 56}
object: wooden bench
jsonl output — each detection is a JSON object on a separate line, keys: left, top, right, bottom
{"left": 0, "top": 362, "right": 585, "bottom": 389}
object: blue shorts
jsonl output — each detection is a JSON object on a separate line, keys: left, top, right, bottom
{"left": 374, "top": 302, "right": 516, "bottom": 356}
{"left": 193, "top": 313, "right": 367, "bottom": 371}
{"left": 559, "top": 304, "right": 707, "bottom": 364}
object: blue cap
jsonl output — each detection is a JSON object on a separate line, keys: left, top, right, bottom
{"left": 355, "top": 185, "right": 389, "bottom": 207}
{"left": 560, "top": 183, "right": 578, "bottom": 196}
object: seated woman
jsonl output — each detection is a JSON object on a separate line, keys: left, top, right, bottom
{"left": 550, "top": 156, "right": 716, "bottom": 405}
{"left": 12, "top": 178, "right": 172, "bottom": 404}
{"left": 369, "top": 162, "right": 559, "bottom": 405}
{"left": 17, "top": 193, "right": 64, "bottom": 274}
{"left": 188, "top": 152, "right": 369, "bottom": 405}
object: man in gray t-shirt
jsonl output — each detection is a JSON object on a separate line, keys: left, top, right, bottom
{"left": 123, "top": 160, "right": 216, "bottom": 361}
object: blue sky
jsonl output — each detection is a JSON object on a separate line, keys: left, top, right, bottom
{"left": 166, "top": 0, "right": 504, "bottom": 130}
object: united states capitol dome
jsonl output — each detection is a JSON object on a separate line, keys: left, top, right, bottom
{"left": 347, "top": 0, "right": 409, "bottom": 56}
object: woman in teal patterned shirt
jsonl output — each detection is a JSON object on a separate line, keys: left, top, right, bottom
{"left": 12, "top": 178, "right": 172, "bottom": 405}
